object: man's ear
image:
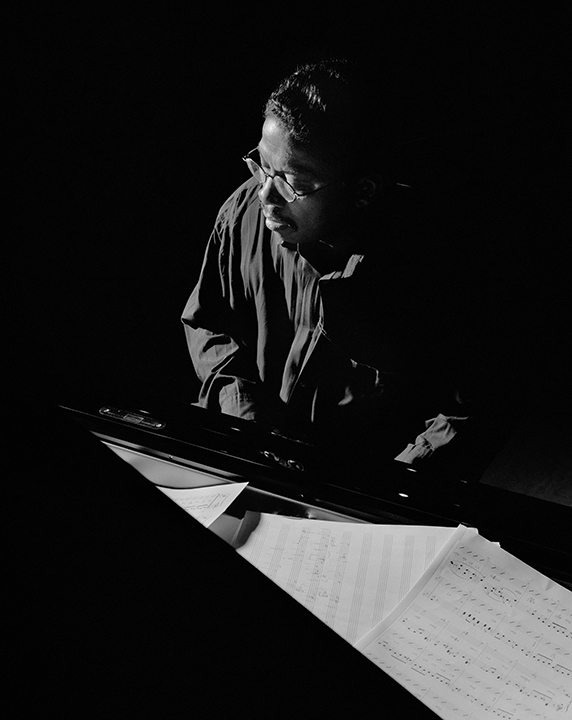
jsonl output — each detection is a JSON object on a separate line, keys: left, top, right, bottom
{"left": 355, "top": 175, "right": 384, "bottom": 206}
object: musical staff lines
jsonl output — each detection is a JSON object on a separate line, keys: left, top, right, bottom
{"left": 236, "top": 515, "right": 456, "bottom": 645}
{"left": 155, "top": 482, "right": 248, "bottom": 527}
{"left": 357, "top": 528, "right": 572, "bottom": 719}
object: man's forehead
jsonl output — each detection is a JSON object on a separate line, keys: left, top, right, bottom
{"left": 259, "top": 117, "right": 328, "bottom": 176}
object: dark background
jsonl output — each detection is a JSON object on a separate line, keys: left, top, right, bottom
{"left": 10, "top": 3, "right": 569, "bottom": 413}
{"left": 7, "top": 8, "right": 569, "bottom": 712}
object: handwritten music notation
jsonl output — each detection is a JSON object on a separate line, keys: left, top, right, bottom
{"left": 235, "top": 513, "right": 457, "bottom": 645}
{"left": 155, "top": 482, "right": 248, "bottom": 527}
{"left": 356, "top": 527, "right": 572, "bottom": 719}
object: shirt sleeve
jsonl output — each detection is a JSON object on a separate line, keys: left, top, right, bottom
{"left": 181, "top": 214, "right": 284, "bottom": 425}
{"left": 394, "top": 413, "right": 470, "bottom": 463}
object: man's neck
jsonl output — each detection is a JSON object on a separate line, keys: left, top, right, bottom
{"left": 297, "top": 237, "right": 361, "bottom": 276}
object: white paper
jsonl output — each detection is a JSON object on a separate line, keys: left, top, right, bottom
{"left": 235, "top": 513, "right": 457, "bottom": 644}
{"left": 156, "top": 482, "right": 248, "bottom": 527}
{"left": 356, "top": 527, "right": 572, "bottom": 719}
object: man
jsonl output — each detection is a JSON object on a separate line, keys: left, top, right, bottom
{"left": 181, "top": 60, "right": 515, "bottom": 476}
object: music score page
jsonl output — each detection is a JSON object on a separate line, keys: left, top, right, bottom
{"left": 156, "top": 482, "right": 248, "bottom": 527}
{"left": 235, "top": 513, "right": 457, "bottom": 645}
{"left": 356, "top": 526, "right": 572, "bottom": 719}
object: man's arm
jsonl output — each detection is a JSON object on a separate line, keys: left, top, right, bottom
{"left": 182, "top": 226, "right": 284, "bottom": 425}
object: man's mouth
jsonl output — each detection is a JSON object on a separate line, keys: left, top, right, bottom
{"left": 263, "top": 212, "right": 294, "bottom": 232}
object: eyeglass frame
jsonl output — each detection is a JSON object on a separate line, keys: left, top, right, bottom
{"left": 242, "top": 147, "right": 345, "bottom": 202}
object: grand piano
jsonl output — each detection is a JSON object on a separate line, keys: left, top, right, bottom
{"left": 8, "top": 390, "right": 570, "bottom": 716}
{"left": 60, "top": 391, "right": 572, "bottom": 589}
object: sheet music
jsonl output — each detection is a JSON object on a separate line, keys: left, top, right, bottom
{"left": 156, "top": 482, "right": 248, "bottom": 527}
{"left": 356, "top": 527, "right": 572, "bottom": 719}
{"left": 235, "top": 512, "right": 457, "bottom": 644}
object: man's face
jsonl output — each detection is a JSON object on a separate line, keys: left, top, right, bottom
{"left": 257, "top": 116, "right": 356, "bottom": 246}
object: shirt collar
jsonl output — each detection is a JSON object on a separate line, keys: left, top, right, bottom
{"left": 319, "top": 253, "right": 365, "bottom": 282}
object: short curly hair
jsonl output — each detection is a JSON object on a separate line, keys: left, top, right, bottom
{"left": 264, "top": 59, "right": 399, "bottom": 176}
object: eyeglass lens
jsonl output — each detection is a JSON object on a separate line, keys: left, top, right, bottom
{"left": 244, "top": 157, "right": 296, "bottom": 202}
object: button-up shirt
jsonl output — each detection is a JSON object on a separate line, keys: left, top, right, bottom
{"left": 181, "top": 177, "right": 517, "bottom": 472}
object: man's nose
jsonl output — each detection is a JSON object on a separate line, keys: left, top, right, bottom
{"left": 258, "top": 176, "right": 287, "bottom": 206}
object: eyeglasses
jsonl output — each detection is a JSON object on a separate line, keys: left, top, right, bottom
{"left": 242, "top": 148, "right": 342, "bottom": 203}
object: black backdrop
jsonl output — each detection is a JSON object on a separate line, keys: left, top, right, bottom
{"left": 10, "top": 3, "right": 569, "bottom": 412}
{"left": 6, "top": 9, "right": 569, "bottom": 714}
